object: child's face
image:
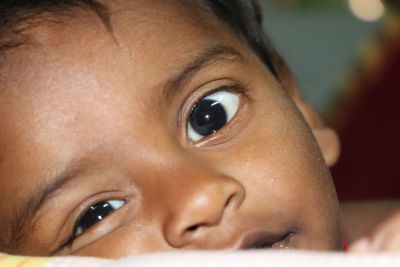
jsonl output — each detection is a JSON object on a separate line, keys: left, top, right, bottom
{"left": 0, "top": 0, "right": 341, "bottom": 257}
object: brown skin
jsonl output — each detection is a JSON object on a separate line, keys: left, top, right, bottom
{"left": 0, "top": 0, "right": 342, "bottom": 258}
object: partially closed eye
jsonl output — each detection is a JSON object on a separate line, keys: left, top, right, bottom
{"left": 188, "top": 91, "right": 240, "bottom": 142}
{"left": 73, "top": 199, "right": 125, "bottom": 238}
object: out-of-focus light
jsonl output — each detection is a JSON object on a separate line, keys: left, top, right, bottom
{"left": 349, "top": 0, "right": 385, "bottom": 22}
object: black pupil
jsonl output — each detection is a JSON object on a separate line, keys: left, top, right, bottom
{"left": 75, "top": 201, "right": 114, "bottom": 236}
{"left": 189, "top": 99, "right": 227, "bottom": 137}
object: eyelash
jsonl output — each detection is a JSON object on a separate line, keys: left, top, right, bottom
{"left": 56, "top": 198, "right": 128, "bottom": 253}
{"left": 184, "top": 83, "right": 246, "bottom": 143}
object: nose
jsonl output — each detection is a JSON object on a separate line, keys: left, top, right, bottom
{"left": 163, "top": 172, "right": 245, "bottom": 249}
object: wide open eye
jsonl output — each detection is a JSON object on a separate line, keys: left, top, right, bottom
{"left": 73, "top": 200, "right": 125, "bottom": 238}
{"left": 188, "top": 91, "right": 240, "bottom": 142}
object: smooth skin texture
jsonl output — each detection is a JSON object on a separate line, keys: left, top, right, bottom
{"left": 0, "top": 0, "right": 342, "bottom": 258}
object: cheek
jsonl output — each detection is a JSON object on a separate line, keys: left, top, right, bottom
{"left": 199, "top": 89, "right": 338, "bottom": 217}
{"left": 71, "top": 220, "right": 169, "bottom": 258}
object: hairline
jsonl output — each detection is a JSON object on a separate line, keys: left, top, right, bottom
{"left": 0, "top": 1, "right": 278, "bottom": 76}
{"left": 0, "top": 1, "right": 112, "bottom": 53}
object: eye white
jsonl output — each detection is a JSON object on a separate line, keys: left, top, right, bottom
{"left": 108, "top": 200, "right": 125, "bottom": 209}
{"left": 188, "top": 91, "right": 240, "bottom": 142}
{"left": 204, "top": 91, "right": 239, "bottom": 121}
{"left": 74, "top": 199, "right": 126, "bottom": 238}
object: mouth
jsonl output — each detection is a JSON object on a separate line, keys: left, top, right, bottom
{"left": 239, "top": 231, "right": 294, "bottom": 250}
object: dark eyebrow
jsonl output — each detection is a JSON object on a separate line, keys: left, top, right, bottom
{"left": 6, "top": 161, "right": 87, "bottom": 251}
{"left": 163, "top": 44, "right": 245, "bottom": 102}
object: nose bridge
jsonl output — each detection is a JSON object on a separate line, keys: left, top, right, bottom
{"left": 162, "top": 163, "right": 246, "bottom": 248}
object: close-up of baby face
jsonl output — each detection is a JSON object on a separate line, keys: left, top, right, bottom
{"left": 0, "top": 0, "right": 341, "bottom": 258}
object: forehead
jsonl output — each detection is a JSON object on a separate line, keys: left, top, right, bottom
{"left": 1, "top": 0, "right": 239, "bottom": 98}
{"left": 0, "top": 0, "right": 242, "bottom": 135}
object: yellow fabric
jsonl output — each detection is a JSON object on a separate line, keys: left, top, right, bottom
{"left": 0, "top": 253, "right": 51, "bottom": 267}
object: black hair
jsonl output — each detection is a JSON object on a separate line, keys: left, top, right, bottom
{"left": 201, "top": 0, "right": 278, "bottom": 76}
{"left": 0, "top": 0, "right": 278, "bottom": 76}
{"left": 0, "top": 0, "right": 111, "bottom": 50}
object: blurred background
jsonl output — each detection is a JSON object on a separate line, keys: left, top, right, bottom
{"left": 260, "top": 0, "right": 399, "bottom": 201}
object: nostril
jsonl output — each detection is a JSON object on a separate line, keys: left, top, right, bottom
{"left": 187, "top": 225, "right": 198, "bottom": 232}
{"left": 186, "top": 221, "right": 211, "bottom": 233}
{"left": 225, "top": 194, "right": 234, "bottom": 208}
{"left": 224, "top": 191, "right": 242, "bottom": 211}
{"left": 186, "top": 223, "right": 206, "bottom": 232}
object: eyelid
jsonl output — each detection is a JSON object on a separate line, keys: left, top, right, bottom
{"left": 73, "top": 199, "right": 127, "bottom": 238}
{"left": 54, "top": 193, "right": 131, "bottom": 254}
{"left": 180, "top": 81, "right": 247, "bottom": 145}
